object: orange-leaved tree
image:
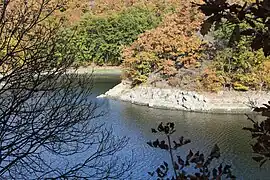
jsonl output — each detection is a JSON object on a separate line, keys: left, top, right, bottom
{"left": 122, "top": 0, "right": 205, "bottom": 86}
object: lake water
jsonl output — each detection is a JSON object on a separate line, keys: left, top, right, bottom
{"left": 92, "top": 75, "right": 270, "bottom": 180}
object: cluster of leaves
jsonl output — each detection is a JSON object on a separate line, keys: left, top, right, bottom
{"left": 88, "top": 0, "right": 184, "bottom": 15}
{"left": 57, "top": 0, "right": 189, "bottom": 24}
{"left": 244, "top": 102, "right": 270, "bottom": 167}
{"left": 122, "top": 0, "right": 205, "bottom": 86}
{"left": 62, "top": 7, "right": 162, "bottom": 66}
{"left": 198, "top": 67, "right": 225, "bottom": 92}
{"left": 214, "top": 48, "right": 270, "bottom": 91}
{"left": 197, "top": 0, "right": 270, "bottom": 56}
{"left": 198, "top": 14, "right": 270, "bottom": 91}
{"left": 55, "top": 0, "right": 91, "bottom": 23}
{"left": 147, "top": 122, "right": 235, "bottom": 179}
{"left": 200, "top": 48, "right": 270, "bottom": 92}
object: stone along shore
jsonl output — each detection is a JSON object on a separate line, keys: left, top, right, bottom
{"left": 97, "top": 82, "right": 270, "bottom": 114}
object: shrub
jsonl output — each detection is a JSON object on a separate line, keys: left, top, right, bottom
{"left": 65, "top": 7, "right": 162, "bottom": 66}
{"left": 233, "top": 82, "right": 249, "bottom": 91}
{"left": 199, "top": 68, "right": 225, "bottom": 92}
{"left": 122, "top": 51, "right": 160, "bottom": 85}
{"left": 201, "top": 20, "right": 270, "bottom": 91}
{"left": 122, "top": 1, "right": 204, "bottom": 85}
{"left": 201, "top": 47, "right": 270, "bottom": 91}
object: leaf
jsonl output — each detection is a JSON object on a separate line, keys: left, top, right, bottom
{"left": 253, "top": 107, "right": 265, "bottom": 112}
{"left": 170, "top": 129, "right": 176, "bottom": 134}
{"left": 262, "top": 111, "right": 270, "bottom": 117}
{"left": 169, "top": 122, "right": 175, "bottom": 130}
{"left": 148, "top": 171, "right": 154, "bottom": 176}
{"left": 179, "top": 136, "right": 184, "bottom": 144}
{"left": 199, "top": 153, "right": 205, "bottom": 163}
{"left": 229, "top": 24, "right": 240, "bottom": 46}
{"left": 177, "top": 156, "right": 185, "bottom": 166}
{"left": 246, "top": 19, "right": 256, "bottom": 28}
{"left": 157, "top": 123, "right": 164, "bottom": 132}
{"left": 156, "top": 167, "right": 166, "bottom": 178}
{"left": 260, "top": 159, "right": 267, "bottom": 167}
{"left": 240, "top": 29, "right": 256, "bottom": 36}
{"left": 223, "top": 165, "right": 232, "bottom": 173}
{"left": 151, "top": 128, "right": 157, "bottom": 133}
{"left": 200, "top": 17, "right": 215, "bottom": 36}
{"left": 184, "top": 139, "right": 191, "bottom": 144}
{"left": 163, "top": 161, "right": 168, "bottom": 167}
{"left": 210, "top": 144, "right": 220, "bottom": 159}
{"left": 251, "top": 35, "right": 263, "bottom": 51}
{"left": 214, "top": 20, "right": 222, "bottom": 31}
{"left": 263, "top": 38, "right": 270, "bottom": 56}
{"left": 237, "top": 7, "right": 246, "bottom": 21}
{"left": 160, "top": 165, "right": 165, "bottom": 170}
{"left": 252, "top": 142, "right": 264, "bottom": 153}
{"left": 147, "top": 141, "right": 153, "bottom": 147}
{"left": 229, "top": 4, "right": 242, "bottom": 13}
{"left": 252, "top": 156, "right": 264, "bottom": 162}
{"left": 251, "top": 133, "right": 262, "bottom": 138}
{"left": 185, "top": 160, "right": 190, "bottom": 166}
{"left": 263, "top": 103, "right": 270, "bottom": 108}
{"left": 159, "top": 140, "right": 169, "bottom": 150}
{"left": 190, "top": 151, "right": 200, "bottom": 163}
{"left": 187, "top": 150, "right": 194, "bottom": 160}
{"left": 153, "top": 139, "right": 159, "bottom": 147}
{"left": 242, "top": 127, "right": 254, "bottom": 131}
{"left": 164, "top": 126, "right": 170, "bottom": 134}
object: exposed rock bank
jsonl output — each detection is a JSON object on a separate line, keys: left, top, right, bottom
{"left": 97, "top": 82, "right": 270, "bottom": 114}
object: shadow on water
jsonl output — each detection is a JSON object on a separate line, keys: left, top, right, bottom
{"left": 80, "top": 74, "right": 270, "bottom": 179}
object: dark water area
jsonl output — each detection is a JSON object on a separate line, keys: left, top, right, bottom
{"left": 91, "top": 75, "right": 270, "bottom": 180}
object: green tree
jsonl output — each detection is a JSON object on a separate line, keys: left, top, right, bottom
{"left": 67, "top": 7, "right": 162, "bottom": 66}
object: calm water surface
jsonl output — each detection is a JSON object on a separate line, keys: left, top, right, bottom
{"left": 92, "top": 75, "right": 270, "bottom": 180}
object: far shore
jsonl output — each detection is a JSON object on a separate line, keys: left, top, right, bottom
{"left": 67, "top": 66, "right": 122, "bottom": 75}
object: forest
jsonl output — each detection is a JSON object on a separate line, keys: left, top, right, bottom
{"left": 57, "top": 0, "right": 270, "bottom": 92}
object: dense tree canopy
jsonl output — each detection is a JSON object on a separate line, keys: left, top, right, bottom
{"left": 122, "top": 0, "right": 204, "bottom": 86}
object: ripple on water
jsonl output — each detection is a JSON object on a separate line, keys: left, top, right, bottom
{"left": 92, "top": 77, "right": 270, "bottom": 179}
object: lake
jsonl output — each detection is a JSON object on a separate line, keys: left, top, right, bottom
{"left": 92, "top": 74, "right": 270, "bottom": 180}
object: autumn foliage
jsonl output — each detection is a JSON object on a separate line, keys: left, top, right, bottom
{"left": 87, "top": 0, "right": 186, "bottom": 14}
{"left": 60, "top": 0, "right": 270, "bottom": 92}
{"left": 122, "top": 1, "right": 205, "bottom": 85}
{"left": 62, "top": 0, "right": 188, "bottom": 23}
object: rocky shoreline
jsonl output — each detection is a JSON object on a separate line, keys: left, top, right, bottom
{"left": 97, "top": 82, "right": 270, "bottom": 114}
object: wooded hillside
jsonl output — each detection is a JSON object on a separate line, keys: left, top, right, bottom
{"left": 53, "top": 0, "right": 270, "bottom": 91}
